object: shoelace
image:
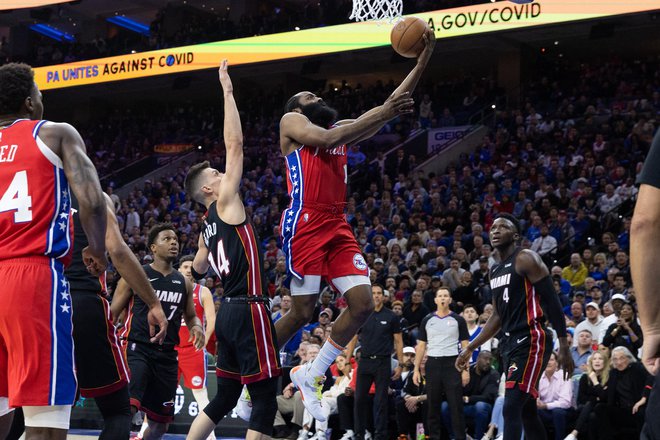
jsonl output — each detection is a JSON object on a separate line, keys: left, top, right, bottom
{"left": 313, "top": 375, "right": 325, "bottom": 400}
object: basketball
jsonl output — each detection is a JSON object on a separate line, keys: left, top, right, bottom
{"left": 390, "top": 17, "right": 428, "bottom": 58}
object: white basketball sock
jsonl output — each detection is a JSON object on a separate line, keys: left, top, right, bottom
{"left": 309, "top": 338, "right": 343, "bottom": 377}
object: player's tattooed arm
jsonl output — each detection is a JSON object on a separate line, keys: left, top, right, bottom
{"left": 110, "top": 278, "right": 133, "bottom": 323}
{"left": 103, "top": 194, "right": 168, "bottom": 344}
{"left": 50, "top": 122, "right": 108, "bottom": 274}
{"left": 183, "top": 278, "right": 205, "bottom": 350}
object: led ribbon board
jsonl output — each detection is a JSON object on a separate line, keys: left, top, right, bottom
{"left": 33, "top": 0, "right": 659, "bottom": 90}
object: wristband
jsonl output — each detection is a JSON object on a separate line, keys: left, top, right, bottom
{"left": 190, "top": 267, "right": 206, "bottom": 281}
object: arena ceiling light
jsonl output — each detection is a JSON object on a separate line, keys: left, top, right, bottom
{"left": 106, "top": 16, "right": 151, "bottom": 37}
{"left": 29, "top": 23, "right": 75, "bottom": 42}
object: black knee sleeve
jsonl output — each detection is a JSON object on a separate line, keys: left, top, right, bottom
{"left": 247, "top": 378, "right": 279, "bottom": 435}
{"left": 203, "top": 378, "right": 243, "bottom": 425}
{"left": 95, "top": 385, "right": 132, "bottom": 440}
{"left": 6, "top": 408, "right": 25, "bottom": 440}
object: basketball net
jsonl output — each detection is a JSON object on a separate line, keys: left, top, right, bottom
{"left": 350, "top": 0, "right": 403, "bottom": 22}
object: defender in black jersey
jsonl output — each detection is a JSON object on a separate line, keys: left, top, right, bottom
{"left": 67, "top": 194, "right": 167, "bottom": 440}
{"left": 184, "top": 61, "right": 280, "bottom": 440}
{"left": 111, "top": 223, "right": 204, "bottom": 439}
{"left": 456, "top": 213, "right": 573, "bottom": 440}
{"left": 632, "top": 128, "right": 660, "bottom": 440}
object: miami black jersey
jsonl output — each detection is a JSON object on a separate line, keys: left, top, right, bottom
{"left": 121, "top": 264, "right": 188, "bottom": 349}
{"left": 490, "top": 248, "right": 546, "bottom": 336}
{"left": 202, "top": 202, "right": 267, "bottom": 298}
{"left": 65, "top": 195, "right": 105, "bottom": 295}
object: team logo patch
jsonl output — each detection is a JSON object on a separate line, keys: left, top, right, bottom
{"left": 507, "top": 362, "right": 518, "bottom": 379}
{"left": 353, "top": 253, "right": 367, "bottom": 271}
{"left": 303, "top": 213, "right": 309, "bottom": 222}
{"left": 192, "top": 376, "right": 203, "bottom": 387}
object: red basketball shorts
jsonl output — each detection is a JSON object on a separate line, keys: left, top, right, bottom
{"left": 281, "top": 206, "right": 369, "bottom": 282}
{"left": 176, "top": 344, "right": 207, "bottom": 389}
{"left": 0, "top": 257, "right": 77, "bottom": 407}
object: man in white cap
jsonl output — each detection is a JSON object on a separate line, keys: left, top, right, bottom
{"left": 401, "top": 346, "right": 417, "bottom": 382}
{"left": 573, "top": 301, "right": 604, "bottom": 347}
{"left": 598, "top": 294, "right": 626, "bottom": 343}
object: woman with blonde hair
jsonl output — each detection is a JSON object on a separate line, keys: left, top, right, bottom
{"left": 564, "top": 350, "right": 610, "bottom": 440}
{"left": 593, "top": 347, "right": 652, "bottom": 440}
{"left": 588, "top": 252, "right": 608, "bottom": 283}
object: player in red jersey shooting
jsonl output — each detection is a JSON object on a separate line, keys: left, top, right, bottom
{"left": 274, "top": 30, "right": 435, "bottom": 425}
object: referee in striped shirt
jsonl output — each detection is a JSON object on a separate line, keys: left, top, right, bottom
{"left": 413, "top": 287, "right": 470, "bottom": 440}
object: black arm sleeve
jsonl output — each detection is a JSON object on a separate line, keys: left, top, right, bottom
{"left": 190, "top": 266, "right": 206, "bottom": 281}
{"left": 534, "top": 275, "right": 567, "bottom": 338}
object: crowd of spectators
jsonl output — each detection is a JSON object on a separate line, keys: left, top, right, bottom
{"left": 92, "top": 50, "right": 659, "bottom": 439}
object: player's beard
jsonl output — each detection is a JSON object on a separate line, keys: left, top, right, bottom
{"left": 301, "top": 101, "right": 338, "bottom": 128}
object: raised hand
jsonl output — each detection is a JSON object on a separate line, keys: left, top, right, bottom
{"left": 417, "top": 27, "right": 436, "bottom": 65}
{"left": 218, "top": 59, "right": 233, "bottom": 93}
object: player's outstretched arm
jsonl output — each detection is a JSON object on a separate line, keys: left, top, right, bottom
{"left": 200, "top": 286, "right": 216, "bottom": 345}
{"left": 216, "top": 60, "right": 245, "bottom": 224}
{"left": 391, "top": 29, "right": 436, "bottom": 97}
{"left": 103, "top": 194, "right": 168, "bottom": 344}
{"left": 110, "top": 277, "right": 133, "bottom": 322}
{"left": 42, "top": 122, "right": 108, "bottom": 275}
{"left": 183, "top": 278, "right": 205, "bottom": 350}
{"left": 281, "top": 91, "right": 414, "bottom": 150}
{"left": 517, "top": 249, "right": 574, "bottom": 379}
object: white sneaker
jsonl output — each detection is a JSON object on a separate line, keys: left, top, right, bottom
{"left": 297, "top": 428, "right": 310, "bottom": 440}
{"left": 236, "top": 385, "right": 252, "bottom": 422}
{"left": 364, "top": 431, "right": 373, "bottom": 440}
{"left": 290, "top": 364, "right": 326, "bottom": 422}
{"left": 311, "top": 431, "right": 326, "bottom": 440}
{"left": 339, "top": 430, "right": 355, "bottom": 440}
{"left": 564, "top": 434, "right": 578, "bottom": 440}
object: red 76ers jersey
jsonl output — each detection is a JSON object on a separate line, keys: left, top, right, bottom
{"left": 284, "top": 143, "right": 347, "bottom": 208}
{"left": 0, "top": 120, "right": 73, "bottom": 264}
{"left": 178, "top": 283, "right": 204, "bottom": 348}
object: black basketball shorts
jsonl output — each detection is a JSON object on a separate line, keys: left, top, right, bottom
{"left": 72, "top": 292, "right": 129, "bottom": 397}
{"left": 215, "top": 299, "right": 282, "bottom": 384}
{"left": 126, "top": 342, "right": 178, "bottom": 423}
{"left": 501, "top": 327, "right": 552, "bottom": 399}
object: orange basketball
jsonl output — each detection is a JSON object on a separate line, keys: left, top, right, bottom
{"left": 390, "top": 17, "right": 428, "bottom": 58}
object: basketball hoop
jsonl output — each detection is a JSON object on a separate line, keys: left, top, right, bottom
{"left": 350, "top": 0, "right": 403, "bottom": 22}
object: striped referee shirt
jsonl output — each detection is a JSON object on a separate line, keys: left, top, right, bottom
{"left": 418, "top": 312, "right": 469, "bottom": 357}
